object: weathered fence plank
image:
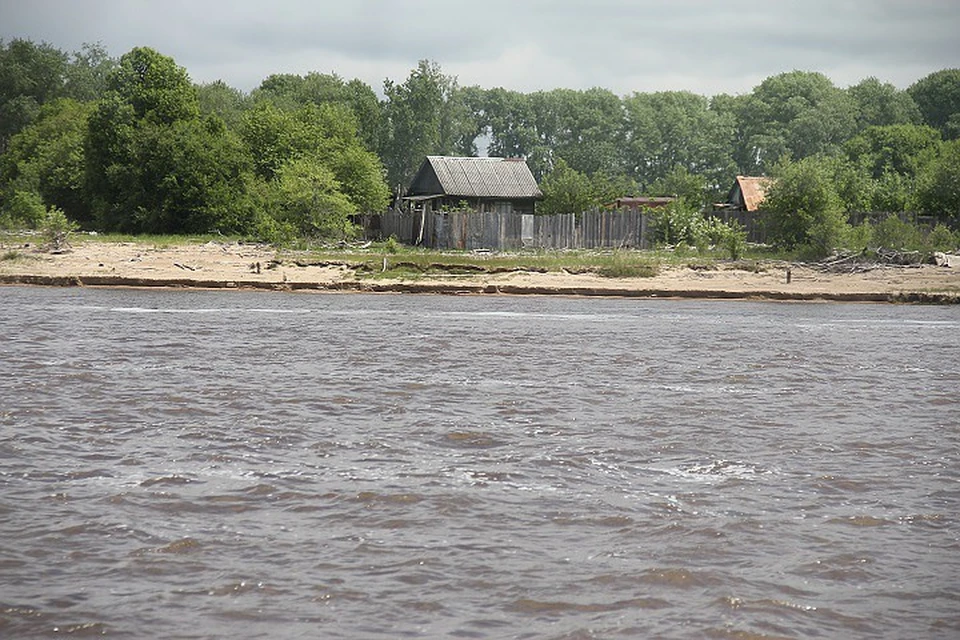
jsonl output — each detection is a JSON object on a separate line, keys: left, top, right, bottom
{"left": 375, "top": 208, "right": 652, "bottom": 251}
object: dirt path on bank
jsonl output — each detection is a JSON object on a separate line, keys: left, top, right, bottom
{"left": 1, "top": 241, "right": 958, "bottom": 303}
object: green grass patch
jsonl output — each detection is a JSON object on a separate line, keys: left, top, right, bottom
{"left": 71, "top": 232, "right": 248, "bottom": 247}
{"left": 284, "top": 246, "right": 664, "bottom": 280}
{"left": 593, "top": 252, "right": 660, "bottom": 278}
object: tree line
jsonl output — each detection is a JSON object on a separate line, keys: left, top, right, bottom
{"left": 1, "top": 38, "right": 958, "bottom": 250}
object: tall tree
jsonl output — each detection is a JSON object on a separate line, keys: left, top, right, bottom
{"left": 847, "top": 77, "right": 921, "bottom": 130}
{"left": 622, "top": 91, "right": 735, "bottom": 196}
{"left": 0, "top": 39, "right": 69, "bottom": 153}
{"left": 251, "top": 72, "right": 381, "bottom": 151}
{"left": 85, "top": 47, "right": 255, "bottom": 234}
{"left": 64, "top": 42, "right": 117, "bottom": 102}
{"left": 537, "top": 158, "right": 594, "bottom": 215}
{"left": 915, "top": 139, "right": 960, "bottom": 224}
{"left": 240, "top": 101, "right": 388, "bottom": 223}
{"left": 736, "top": 71, "right": 857, "bottom": 174}
{"left": 908, "top": 69, "right": 960, "bottom": 140}
{"left": 845, "top": 124, "right": 941, "bottom": 179}
{"left": 760, "top": 155, "right": 849, "bottom": 255}
{"left": 379, "top": 60, "right": 479, "bottom": 190}
{"left": 197, "top": 79, "right": 249, "bottom": 128}
{"left": 0, "top": 98, "right": 94, "bottom": 224}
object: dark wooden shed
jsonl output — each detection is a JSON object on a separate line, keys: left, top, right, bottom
{"left": 403, "top": 156, "right": 542, "bottom": 216}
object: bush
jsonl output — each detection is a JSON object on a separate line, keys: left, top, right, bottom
{"left": 383, "top": 236, "right": 401, "bottom": 254}
{"left": 698, "top": 217, "right": 747, "bottom": 259}
{"left": 41, "top": 205, "right": 78, "bottom": 251}
{"left": 1, "top": 190, "right": 47, "bottom": 228}
{"left": 846, "top": 222, "right": 874, "bottom": 250}
{"left": 927, "top": 224, "right": 959, "bottom": 252}
{"left": 872, "top": 215, "right": 923, "bottom": 250}
{"left": 649, "top": 200, "right": 705, "bottom": 247}
{"left": 761, "top": 156, "right": 851, "bottom": 257}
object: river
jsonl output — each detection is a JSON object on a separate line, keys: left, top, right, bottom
{"left": 1, "top": 286, "right": 958, "bottom": 638}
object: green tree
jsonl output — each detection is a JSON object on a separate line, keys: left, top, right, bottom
{"left": 0, "top": 39, "right": 69, "bottom": 153}
{"left": 0, "top": 189, "right": 46, "bottom": 228}
{"left": 105, "top": 46, "right": 199, "bottom": 123}
{"left": 736, "top": 71, "right": 857, "bottom": 174}
{"left": 646, "top": 165, "right": 708, "bottom": 206}
{"left": 915, "top": 139, "right": 960, "bottom": 224}
{"left": 64, "top": 42, "right": 116, "bottom": 102}
{"left": 483, "top": 89, "right": 537, "bottom": 159}
{"left": 197, "top": 80, "right": 249, "bottom": 128}
{"left": 326, "top": 144, "right": 390, "bottom": 213}
{"left": 908, "top": 69, "right": 960, "bottom": 140}
{"left": 267, "top": 156, "right": 356, "bottom": 238}
{"left": 0, "top": 98, "right": 94, "bottom": 224}
{"left": 845, "top": 124, "right": 942, "bottom": 179}
{"left": 251, "top": 72, "right": 382, "bottom": 151}
{"left": 760, "top": 156, "right": 850, "bottom": 255}
{"left": 543, "top": 88, "right": 625, "bottom": 177}
{"left": 240, "top": 101, "right": 388, "bottom": 214}
{"left": 590, "top": 171, "right": 639, "bottom": 206}
{"left": 85, "top": 47, "right": 254, "bottom": 234}
{"left": 622, "top": 91, "right": 735, "bottom": 197}
{"left": 380, "top": 60, "right": 478, "bottom": 189}
{"left": 125, "top": 117, "right": 255, "bottom": 234}
{"left": 847, "top": 77, "right": 921, "bottom": 130}
{"left": 538, "top": 158, "right": 594, "bottom": 215}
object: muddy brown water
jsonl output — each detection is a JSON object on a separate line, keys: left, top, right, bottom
{"left": 1, "top": 286, "right": 958, "bottom": 638}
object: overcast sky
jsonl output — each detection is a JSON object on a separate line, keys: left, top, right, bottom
{"left": 1, "top": 0, "right": 958, "bottom": 97}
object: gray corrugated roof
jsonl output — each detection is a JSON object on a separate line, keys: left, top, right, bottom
{"left": 423, "top": 156, "right": 542, "bottom": 199}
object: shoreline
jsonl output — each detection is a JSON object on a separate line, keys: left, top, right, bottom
{"left": 2, "top": 241, "right": 958, "bottom": 304}
{"left": 1, "top": 273, "right": 955, "bottom": 304}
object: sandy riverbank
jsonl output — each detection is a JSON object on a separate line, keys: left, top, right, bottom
{"left": 1, "top": 240, "right": 959, "bottom": 303}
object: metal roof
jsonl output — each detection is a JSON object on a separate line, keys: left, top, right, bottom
{"left": 733, "top": 176, "right": 770, "bottom": 212}
{"left": 413, "top": 156, "right": 542, "bottom": 199}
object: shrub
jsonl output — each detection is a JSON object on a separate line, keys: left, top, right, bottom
{"left": 1, "top": 190, "right": 47, "bottom": 229}
{"left": 846, "top": 222, "right": 874, "bottom": 251}
{"left": 926, "top": 224, "right": 960, "bottom": 252}
{"left": 761, "top": 156, "right": 850, "bottom": 257}
{"left": 383, "top": 236, "right": 401, "bottom": 254}
{"left": 872, "top": 215, "right": 923, "bottom": 250}
{"left": 41, "top": 206, "right": 78, "bottom": 252}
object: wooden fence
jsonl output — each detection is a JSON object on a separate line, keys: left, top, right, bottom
{"left": 376, "top": 208, "right": 651, "bottom": 251}
{"left": 372, "top": 208, "right": 944, "bottom": 251}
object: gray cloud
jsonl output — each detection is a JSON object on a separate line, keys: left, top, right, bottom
{"left": 1, "top": 0, "right": 957, "bottom": 96}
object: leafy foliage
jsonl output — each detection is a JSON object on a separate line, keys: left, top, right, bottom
{"left": 914, "top": 139, "right": 960, "bottom": 224}
{"left": 41, "top": 205, "right": 78, "bottom": 251}
{"left": 266, "top": 157, "right": 356, "bottom": 238}
{"left": 760, "top": 156, "right": 850, "bottom": 256}
{"left": 0, "top": 98, "right": 94, "bottom": 224}
{"left": 537, "top": 159, "right": 595, "bottom": 215}
{"left": 2, "top": 38, "right": 959, "bottom": 251}
{"left": 85, "top": 48, "right": 252, "bottom": 234}
{"left": 379, "top": 60, "right": 478, "bottom": 189}
{"left": 908, "top": 69, "right": 960, "bottom": 140}
{"left": 0, "top": 189, "right": 46, "bottom": 228}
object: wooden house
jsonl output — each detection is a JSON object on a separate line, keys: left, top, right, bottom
{"left": 403, "top": 156, "right": 542, "bottom": 216}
